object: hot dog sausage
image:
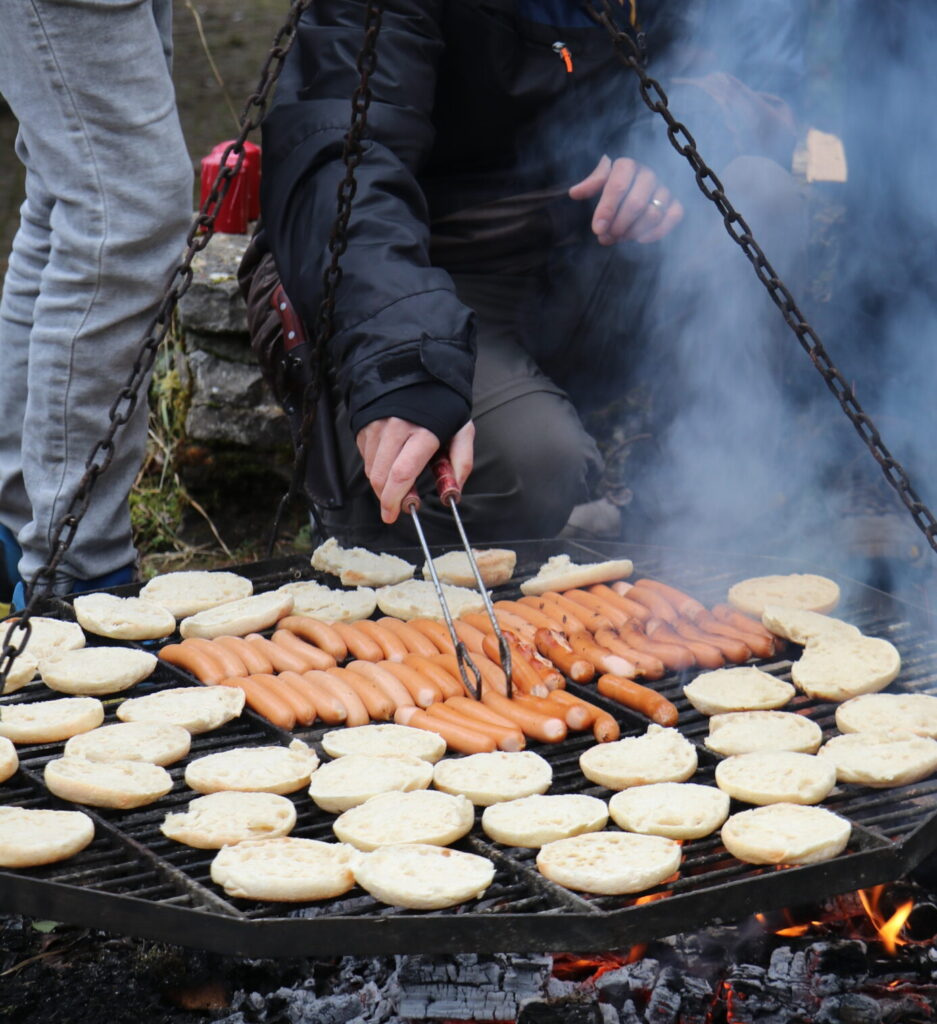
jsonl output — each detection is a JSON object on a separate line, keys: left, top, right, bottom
{"left": 479, "top": 689, "right": 567, "bottom": 744}
{"left": 617, "top": 583, "right": 679, "bottom": 624}
{"left": 327, "top": 665, "right": 395, "bottom": 721}
{"left": 596, "top": 673, "right": 679, "bottom": 727}
{"left": 587, "top": 584, "right": 652, "bottom": 623}
{"left": 303, "top": 669, "right": 370, "bottom": 727}
{"left": 159, "top": 642, "right": 226, "bottom": 684}
{"left": 352, "top": 619, "right": 410, "bottom": 662}
{"left": 512, "top": 692, "right": 590, "bottom": 731}
{"left": 520, "top": 595, "right": 588, "bottom": 636}
{"left": 495, "top": 600, "right": 565, "bottom": 632}
{"left": 426, "top": 652, "right": 489, "bottom": 699}
{"left": 214, "top": 635, "right": 274, "bottom": 675}
{"left": 251, "top": 672, "right": 317, "bottom": 726}
{"left": 444, "top": 696, "right": 526, "bottom": 750}
{"left": 277, "top": 670, "right": 345, "bottom": 724}
{"left": 547, "top": 689, "right": 620, "bottom": 742}
{"left": 563, "top": 589, "right": 630, "bottom": 629}
{"left": 592, "top": 628, "right": 666, "bottom": 680}
{"left": 695, "top": 610, "right": 775, "bottom": 659}
{"left": 541, "top": 592, "right": 612, "bottom": 634}
{"left": 394, "top": 706, "right": 497, "bottom": 754}
{"left": 452, "top": 619, "right": 488, "bottom": 655}
{"left": 182, "top": 637, "right": 248, "bottom": 679}
{"left": 404, "top": 654, "right": 468, "bottom": 699}
{"left": 504, "top": 631, "right": 565, "bottom": 690}
{"left": 670, "top": 617, "right": 751, "bottom": 663}
{"left": 377, "top": 617, "right": 439, "bottom": 658}
{"left": 216, "top": 676, "right": 295, "bottom": 730}
{"left": 616, "top": 621, "right": 695, "bottom": 672}
{"left": 646, "top": 618, "right": 724, "bottom": 669}
{"left": 243, "top": 633, "right": 309, "bottom": 675}
{"left": 533, "top": 628, "right": 595, "bottom": 683}
{"left": 632, "top": 579, "right": 707, "bottom": 621}
{"left": 271, "top": 628, "right": 337, "bottom": 671}
{"left": 711, "top": 604, "right": 778, "bottom": 651}
{"left": 406, "top": 618, "right": 457, "bottom": 654}
{"left": 380, "top": 660, "right": 442, "bottom": 707}
{"left": 567, "top": 632, "right": 638, "bottom": 679}
{"left": 330, "top": 622, "right": 384, "bottom": 662}
{"left": 424, "top": 702, "right": 524, "bottom": 752}
{"left": 480, "top": 633, "right": 549, "bottom": 697}
{"left": 348, "top": 659, "right": 415, "bottom": 709}
{"left": 279, "top": 615, "right": 348, "bottom": 661}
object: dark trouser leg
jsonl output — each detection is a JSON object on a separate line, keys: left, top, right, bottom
{"left": 319, "top": 274, "right": 603, "bottom": 547}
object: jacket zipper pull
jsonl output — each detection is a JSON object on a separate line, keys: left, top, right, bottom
{"left": 552, "top": 41, "right": 574, "bottom": 73}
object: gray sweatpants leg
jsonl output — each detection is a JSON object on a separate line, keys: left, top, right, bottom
{"left": 0, "top": 0, "right": 192, "bottom": 589}
{"left": 321, "top": 274, "right": 604, "bottom": 547}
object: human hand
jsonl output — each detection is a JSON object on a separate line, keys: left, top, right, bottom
{"left": 569, "top": 155, "right": 684, "bottom": 245}
{"left": 356, "top": 418, "right": 475, "bottom": 524}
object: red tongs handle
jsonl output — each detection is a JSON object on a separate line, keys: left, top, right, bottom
{"left": 432, "top": 454, "right": 461, "bottom": 507}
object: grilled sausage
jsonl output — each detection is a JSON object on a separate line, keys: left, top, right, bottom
{"left": 159, "top": 642, "right": 227, "bottom": 684}
{"left": 644, "top": 619, "right": 723, "bottom": 669}
{"left": 377, "top": 617, "right": 439, "bottom": 658}
{"left": 303, "top": 669, "right": 370, "bottom": 727}
{"left": 596, "top": 673, "right": 679, "bottom": 727}
{"left": 243, "top": 633, "right": 308, "bottom": 675}
{"left": 278, "top": 670, "right": 345, "bottom": 724}
{"left": 444, "top": 696, "right": 526, "bottom": 751}
{"left": 567, "top": 632, "right": 637, "bottom": 678}
{"left": 481, "top": 633, "right": 549, "bottom": 697}
{"left": 214, "top": 635, "right": 274, "bottom": 675}
{"left": 541, "top": 592, "right": 612, "bottom": 634}
{"left": 352, "top": 619, "right": 410, "bottom": 662}
{"left": 616, "top": 621, "right": 695, "bottom": 672}
{"left": 427, "top": 652, "right": 492, "bottom": 699}
{"left": 279, "top": 615, "right": 347, "bottom": 661}
{"left": 495, "top": 600, "right": 565, "bottom": 632}
{"left": 452, "top": 619, "right": 488, "bottom": 655}
{"left": 695, "top": 610, "right": 775, "bottom": 659}
{"left": 182, "top": 637, "right": 248, "bottom": 679}
{"left": 563, "top": 589, "right": 630, "bottom": 629}
{"left": 520, "top": 595, "right": 588, "bottom": 636}
{"left": 348, "top": 659, "right": 415, "bottom": 709}
{"left": 252, "top": 672, "right": 317, "bottom": 726}
{"left": 711, "top": 604, "right": 778, "bottom": 650}
{"left": 533, "top": 628, "right": 595, "bottom": 683}
{"left": 588, "top": 584, "right": 652, "bottom": 622}
{"left": 379, "top": 660, "right": 442, "bottom": 707}
{"left": 548, "top": 689, "right": 621, "bottom": 742}
{"left": 327, "top": 665, "right": 395, "bottom": 721}
{"left": 330, "top": 622, "right": 384, "bottom": 662}
{"left": 480, "top": 689, "right": 567, "bottom": 744}
{"left": 406, "top": 618, "right": 457, "bottom": 654}
{"left": 271, "top": 628, "right": 337, "bottom": 671}
{"left": 593, "top": 628, "right": 666, "bottom": 680}
{"left": 632, "top": 579, "right": 707, "bottom": 621}
{"left": 216, "top": 676, "right": 294, "bottom": 730}
{"left": 617, "top": 583, "right": 679, "bottom": 624}
{"left": 670, "top": 617, "right": 751, "bottom": 663}
{"left": 394, "top": 705, "right": 497, "bottom": 754}
{"left": 405, "top": 654, "right": 468, "bottom": 699}
{"left": 425, "top": 702, "right": 524, "bottom": 752}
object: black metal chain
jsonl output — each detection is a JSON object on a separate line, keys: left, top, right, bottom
{"left": 586, "top": 0, "right": 937, "bottom": 557}
{"left": 267, "top": 0, "right": 384, "bottom": 554}
{"left": 0, "top": 0, "right": 314, "bottom": 689}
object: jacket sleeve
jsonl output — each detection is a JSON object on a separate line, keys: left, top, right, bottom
{"left": 260, "top": 0, "right": 475, "bottom": 437}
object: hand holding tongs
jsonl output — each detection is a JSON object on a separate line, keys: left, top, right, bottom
{"left": 402, "top": 454, "right": 513, "bottom": 699}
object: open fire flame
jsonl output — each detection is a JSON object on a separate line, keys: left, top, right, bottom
{"left": 554, "top": 884, "right": 916, "bottom": 984}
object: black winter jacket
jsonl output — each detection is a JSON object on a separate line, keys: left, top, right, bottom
{"left": 260, "top": 0, "right": 681, "bottom": 443}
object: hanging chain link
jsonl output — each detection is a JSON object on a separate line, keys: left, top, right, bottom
{"left": 586, "top": 0, "right": 937, "bottom": 556}
{"left": 0, "top": 0, "right": 314, "bottom": 689}
{"left": 267, "top": 0, "right": 384, "bottom": 551}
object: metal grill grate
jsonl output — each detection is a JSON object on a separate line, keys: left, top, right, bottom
{"left": 1, "top": 540, "right": 935, "bottom": 956}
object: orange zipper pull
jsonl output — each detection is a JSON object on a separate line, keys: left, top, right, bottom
{"left": 552, "top": 40, "right": 574, "bottom": 73}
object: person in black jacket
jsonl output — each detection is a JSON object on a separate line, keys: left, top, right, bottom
{"left": 259, "top": 0, "right": 806, "bottom": 547}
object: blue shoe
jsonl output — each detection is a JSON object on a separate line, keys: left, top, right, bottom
{"left": 0, "top": 523, "right": 22, "bottom": 604}
{"left": 11, "top": 563, "right": 135, "bottom": 612}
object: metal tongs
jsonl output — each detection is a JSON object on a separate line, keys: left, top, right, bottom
{"left": 403, "top": 454, "right": 513, "bottom": 699}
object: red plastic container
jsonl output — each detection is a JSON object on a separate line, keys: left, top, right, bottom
{"left": 199, "top": 140, "right": 261, "bottom": 234}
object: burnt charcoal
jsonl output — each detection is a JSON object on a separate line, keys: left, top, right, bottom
{"left": 816, "top": 993, "right": 883, "bottom": 1024}
{"left": 517, "top": 1000, "right": 604, "bottom": 1024}
{"left": 727, "top": 963, "right": 768, "bottom": 997}
{"left": 271, "top": 990, "right": 362, "bottom": 1024}
{"left": 643, "top": 968, "right": 683, "bottom": 1024}
{"left": 878, "top": 994, "right": 937, "bottom": 1023}
{"left": 806, "top": 940, "right": 870, "bottom": 991}
{"left": 616, "top": 1000, "right": 644, "bottom": 1024}
{"left": 594, "top": 958, "right": 662, "bottom": 1008}
{"left": 907, "top": 902, "right": 937, "bottom": 941}
{"left": 765, "top": 946, "right": 814, "bottom": 1006}
{"left": 675, "top": 974, "right": 715, "bottom": 1024}
{"left": 597, "top": 1005, "right": 621, "bottom": 1024}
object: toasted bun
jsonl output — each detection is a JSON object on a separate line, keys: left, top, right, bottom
{"left": 210, "top": 837, "right": 360, "bottom": 901}
{"left": 536, "top": 831, "right": 682, "bottom": 895}
{"left": 608, "top": 782, "right": 730, "bottom": 840}
{"left": 73, "top": 594, "right": 176, "bottom": 641}
{"left": 0, "top": 696, "right": 104, "bottom": 744}
{"left": 3, "top": 617, "right": 85, "bottom": 661}
{"left": 139, "top": 570, "right": 253, "bottom": 618}
{"left": 705, "top": 711, "right": 823, "bottom": 756}
{"left": 184, "top": 740, "right": 319, "bottom": 795}
{"left": 683, "top": 667, "right": 795, "bottom": 716}
{"left": 579, "top": 724, "right": 697, "bottom": 790}
{"left": 179, "top": 590, "right": 292, "bottom": 639}
{"left": 721, "top": 802, "right": 851, "bottom": 865}
{"left": 64, "top": 721, "right": 191, "bottom": 766}
{"left": 818, "top": 732, "right": 937, "bottom": 787}
{"left": 715, "top": 751, "right": 836, "bottom": 805}
{"left": 375, "top": 579, "right": 486, "bottom": 622}
{"left": 332, "top": 789, "right": 475, "bottom": 851}
{"left": 727, "top": 574, "right": 840, "bottom": 618}
{"left": 791, "top": 635, "right": 901, "bottom": 702}
{"left": 116, "top": 685, "right": 245, "bottom": 734}
{"left": 422, "top": 549, "right": 517, "bottom": 589}
{"left": 519, "top": 555, "right": 633, "bottom": 596}
{"left": 44, "top": 756, "right": 173, "bottom": 809}
{"left": 0, "top": 737, "right": 18, "bottom": 783}
{"left": 355, "top": 843, "right": 495, "bottom": 909}
{"left": 311, "top": 537, "right": 415, "bottom": 587}
{"left": 481, "top": 794, "right": 608, "bottom": 848}
{"left": 1, "top": 653, "right": 39, "bottom": 694}
{"left": 39, "top": 647, "right": 157, "bottom": 696}
{"left": 0, "top": 806, "right": 95, "bottom": 868}
{"left": 321, "top": 723, "right": 446, "bottom": 762}
{"left": 432, "top": 751, "right": 552, "bottom": 806}
{"left": 835, "top": 692, "right": 937, "bottom": 738}
{"left": 761, "top": 605, "right": 861, "bottom": 645}
{"left": 308, "top": 754, "right": 433, "bottom": 813}
{"left": 275, "top": 581, "right": 376, "bottom": 622}
{"left": 161, "top": 791, "right": 297, "bottom": 849}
